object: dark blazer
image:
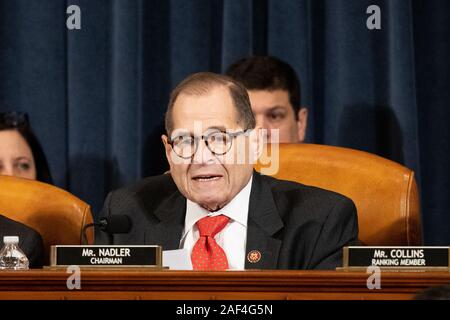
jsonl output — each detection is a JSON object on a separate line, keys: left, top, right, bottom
{"left": 0, "top": 215, "right": 44, "bottom": 268}
{"left": 96, "top": 171, "right": 359, "bottom": 270}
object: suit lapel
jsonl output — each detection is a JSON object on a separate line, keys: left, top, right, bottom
{"left": 245, "top": 172, "right": 283, "bottom": 269}
{"left": 144, "top": 190, "right": 186, "bottom": 251}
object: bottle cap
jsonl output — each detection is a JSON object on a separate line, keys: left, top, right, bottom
{"left": 3, "top": 236, "right": 19, "bottom": 244}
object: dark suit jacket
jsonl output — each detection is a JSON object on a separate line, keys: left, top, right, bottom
{"left": 96, "top": 171, "right": 359, "bottom": 270}
{"left": 0, "top": 215, "right": 44, "bottom": 268}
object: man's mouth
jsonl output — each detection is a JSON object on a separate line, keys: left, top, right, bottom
{"left": 192, "top": 174, "right": 223, "bottom": 182}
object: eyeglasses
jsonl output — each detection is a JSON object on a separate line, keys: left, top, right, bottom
{"left": 0, "top": 111, "right": 29, "bottom": 128}
{"left": 168, "top": 129, "right": 249, "bottom": 159}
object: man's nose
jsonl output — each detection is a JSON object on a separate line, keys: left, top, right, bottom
{"left": 255, "top": 115, "right": 271, "bottom": 140}
{"left": 192, "top": 139, "right": 216, "bottom": 164}
{"left": 0, "top": 164, "right": 14, "bottom": 177}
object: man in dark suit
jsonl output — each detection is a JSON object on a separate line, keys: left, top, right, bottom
{"left": 96, "top": 72, "right": 358, "bottom": 270}
{"left": 0, "top": 214, "right": 44, "bottom": 268}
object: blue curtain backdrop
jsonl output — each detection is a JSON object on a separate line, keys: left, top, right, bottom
{"left": 0, "top": 0, "right": 448, "bottom": 245}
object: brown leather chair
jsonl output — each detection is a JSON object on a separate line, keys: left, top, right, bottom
{"left": 0, "top": 175, "right": 94, "bottom": 265}
{"left": 255, "top": 143, "right": 422, "bottom": 246}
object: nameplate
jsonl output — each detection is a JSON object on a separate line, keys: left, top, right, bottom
{"left": 343, "top": 246, "right": 450, "bottom": 269}
{"left": 50, "top": 245, "right": 162, "bottom": 267}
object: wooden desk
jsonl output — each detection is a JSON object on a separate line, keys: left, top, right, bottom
{"left": 0, "top": 269, "right": 449, "bottom": 300}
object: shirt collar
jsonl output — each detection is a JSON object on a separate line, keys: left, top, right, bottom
{"left": 182, "top": 175, "right": 253, "bottom": 238}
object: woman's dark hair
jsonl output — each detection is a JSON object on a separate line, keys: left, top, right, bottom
{"left": 0, "top": 111, "right": 53, "bottom": 184}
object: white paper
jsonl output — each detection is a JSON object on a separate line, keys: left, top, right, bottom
{"left": 162, "top": 249, "right": 193, "bottom": 270}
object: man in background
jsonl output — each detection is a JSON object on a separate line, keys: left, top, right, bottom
{"left": 226, "top": 56, "right": 307, "bottom": 143}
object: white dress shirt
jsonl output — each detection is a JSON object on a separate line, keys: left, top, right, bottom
{"left": 180, "top": 176, "right": 253, "bottom": 270}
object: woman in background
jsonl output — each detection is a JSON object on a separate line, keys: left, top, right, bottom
{"left": 0, "top": 111, "right": 50, "bottom": 268}
{"left": 0, "top": 111, "right": 52, "bottom": 183}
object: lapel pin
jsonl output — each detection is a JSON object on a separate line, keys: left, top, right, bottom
{"left": 247, "top": 250, "right": 262, "bottom": 263}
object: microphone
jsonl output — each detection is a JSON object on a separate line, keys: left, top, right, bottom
{"left": 82, "top": 215, "right": 132, "bottom": 245}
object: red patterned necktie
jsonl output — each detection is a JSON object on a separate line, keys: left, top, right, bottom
{"left": 191, "top": 215, "right": 230, "bottom": 270}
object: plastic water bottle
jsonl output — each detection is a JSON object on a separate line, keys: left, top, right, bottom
{"left": 0, "top": 236, "right": 29, "bottom": 270}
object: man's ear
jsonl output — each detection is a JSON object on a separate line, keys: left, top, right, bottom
{"left": 249, "top": 126, "right": 263, "bottom": 163}
{"left": 161, "top": 135, "right": 173, "bottom": 167}
{"left": 296, "top": 107, "right": 308, "bottom": 142}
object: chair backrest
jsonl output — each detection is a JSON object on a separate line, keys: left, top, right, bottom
{"left": 255, "top": 143, "right": 422, "bottom": 246}
{"left": 0, "top": 175, "right": 94, "bottom": 264}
